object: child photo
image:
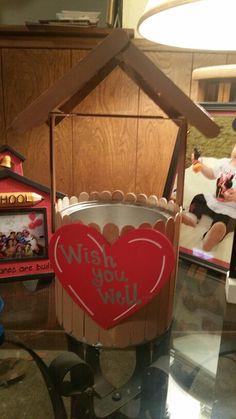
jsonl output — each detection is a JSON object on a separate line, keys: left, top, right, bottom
{"left": 0, "top": 209, "right": 48, "bottom": 262}
{"left": 180, "top": 110, "right": 236, "bottom": 271}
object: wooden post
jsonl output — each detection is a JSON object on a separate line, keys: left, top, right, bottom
{"left": 49, "top": 113, "right": 56, "bottom": 233}
{"left": 229, "top": 224, "right": 236, "bottom": 279}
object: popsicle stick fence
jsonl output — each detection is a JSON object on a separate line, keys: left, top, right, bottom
{"left": 54, "top": 191, "right": 181, "bottom": 348}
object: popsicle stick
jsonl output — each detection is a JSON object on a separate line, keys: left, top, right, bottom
{"left": 99, "top": 327, "right": 116, "bottom": 348}
{"left": 124, "top": 192, "right": 136, "bottom": 203}
{"left": 120, "top": 225, "right": 135, "bottom": 236}
{"left": 137, "top": 193, "right": 147, "bottom": 204}
{"left": 90, "top": 191, "right": 100, "bottom": 201}
{"left": 56, "top": 198, "right": 63, "bottom": 212}
{"left": 62, "top": 290, "right": 73, "bottom": 334}
{"left": 71, "top": 302, "right": 85, "bottom": 342}
{"left": 78, "top": 191, "right": 89, "bottom": 202}
{"left": 153, "top": 219, "right": 166, "bottom": 234}
{"left": 100, "top": 190, "right": 112, "bottom": 201}
{"left": 167, "top": 213, "right": 181, "bottom": 325}
{"left": 62, "top": 214, "right": 72, "bottom": 225}
{"left": 112, "top": 190, "right": 124, "bottom": 202}
{"left": 111, "top": 320, "right": 133, "bottom": 349}
{"left": 139, "top": 222, "right": 152, "bottom": 229}
{"left": 84, "top": 314, "right": 100, "bottom": 345}
{"left": 55, "top": 279, "right": 63, "bottom": 325}
{"left": 129, "top": 306, "right": 146, "bottom": 345}
{"left": 72, "top": 219, "right": 84, "bottom": 224}
{"left": 103, "top": 223, "right": 119, "bottom": 244}
{"left": 147, "top": 195, "right": 158, "bottom": 206}
{"left": 157, "top": 197, "right": 168, "bottom": 210}
{"left": 55, "top": 210, "right": 62, "bottom": 230}
{"left": 69, "top": 195, "right": 79, "bottom": 205}
{"left": 62, "top": 196, "right": 70, "bottom": 209}
{"left": 88, "top": 222, "right": 101, "bottom": 233}
{"left": 166, "top": 217, "right": 175, "bottom": 243}
{"left": 166, "top": 200, "right": 175, "bottom": 213}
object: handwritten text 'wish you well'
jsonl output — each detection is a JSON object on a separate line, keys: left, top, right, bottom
{"left": 58, "top": 243, "right": 142, "bottom": 306}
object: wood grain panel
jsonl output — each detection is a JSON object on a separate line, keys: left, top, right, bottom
{"left": 0, "top": 51, "right": 6, "bottom": 142}
{"left": 2, "top": 48, "right": 71, "bottom": 126}
{"left": 139, "top": 51, "right": 193, "bottom": 116}
{"left": 190, "top": 53, "right": 227, "bottom": 101}
{"left": 72, "top": 50, "right": 139, "bottom": 115}
{"left": 136, "top": 118, "right": 178, "bottom": 197}
{"left": 72, "top": 116, "right": 137, "bottom": 194}
{"left": 2, "top": 48, "right": 73, "bottom": 193}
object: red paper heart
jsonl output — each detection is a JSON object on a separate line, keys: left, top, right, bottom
{"left": 49, "top": 224, "right": 175, "bottom": 329}
{"left": 34, "top": 218, "right": 43, "bottom": 227}
{"left": 28, "top": 218, "right": 43, "bottom": 230}
{"left": 29, "top": 213, "right": 36, "bottom": 221}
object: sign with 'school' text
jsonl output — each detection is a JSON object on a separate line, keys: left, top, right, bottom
{"left": 49, "top": 224, "right": 175, "bottom": 329}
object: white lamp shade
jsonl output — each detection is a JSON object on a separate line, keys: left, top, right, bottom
{"left": 138, "top": 0, "right": 236, "bottom": 51}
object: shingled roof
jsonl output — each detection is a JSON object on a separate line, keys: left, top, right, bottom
{"left": 10, "top": 28, "right": 219, "bottom": 138}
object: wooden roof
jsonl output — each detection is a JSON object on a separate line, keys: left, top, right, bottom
{"left": 10, "top": 28, "right": 219, "bottom": 138}
{"left": 0, "top": 144, "right": 25, "bottom": 162}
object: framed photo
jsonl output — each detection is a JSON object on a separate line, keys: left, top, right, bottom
{"left": 0, "top": 208, "right": 48, "bottom": 263}
{"left": 180, "top": 103, "right": 236, "bottom": 273}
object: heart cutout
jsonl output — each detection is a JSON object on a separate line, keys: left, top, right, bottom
{"left": 29, "top": 213, "right": 36, "bottom": 221}
{"left": 28, "top": 218, "right": 43, "bottom": 230}
{"left": 49, "top": 224, "right": 175, "bottom": 329}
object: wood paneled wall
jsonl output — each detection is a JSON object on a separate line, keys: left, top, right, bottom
{"left": 1, "top": 30, "right": 236, "bottom": 199}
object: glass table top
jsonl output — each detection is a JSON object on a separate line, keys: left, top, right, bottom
{"left": 0, "top": 258, "right": 235, "bottom": 419}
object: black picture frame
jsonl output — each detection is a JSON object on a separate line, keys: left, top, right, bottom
{"left": 180, "top": 102, "right": 236, "bottom": 273}
{"left": 0, "top": 208, "right": 48, "bottom": 263}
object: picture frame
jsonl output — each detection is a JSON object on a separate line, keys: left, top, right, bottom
{"left": 0, "top": 208, "right": 48, "bottom": 263}
{"left": 180, "top": 103, "right": 236, "bottom": 273}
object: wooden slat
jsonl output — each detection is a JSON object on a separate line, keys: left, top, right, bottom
{"left": 136, "top": 119, "right": 177, "bottom": 197}
{"left": 84, "top": 315, "right": 100, "bottom": 345}
{"left": 99, "top": 327, "right": 116, "bottom": 348}
{"left": 128, "top": 305, "right": 147, "bottom": 345}
{"left": 2, "top": 48, "right": 70, "bottom": 127}
{"left": 55, "top": 280, "right": 63, "bottom": 325}
{"left": 62, "top": 290, "right": 73, "bottom": 334}
{"left": 72, "top": 117, "right": 137, "bottom": 194}
{"left": 167, "top": 212, "right": 182, "bottom": 325}
{"left": 0, "top": 52, "right": 6, "bottom": 141}
{"left": 71, "top": 302, "right": 84, "bottom": 343}
{"left": 111, "top": 320, "right": 133, "bottom": 349}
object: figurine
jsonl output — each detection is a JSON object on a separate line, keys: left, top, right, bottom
{"left": 191, "top": 147, "right": 202, "bottom": 172}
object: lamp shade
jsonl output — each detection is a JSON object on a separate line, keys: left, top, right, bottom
{"left": 138, "top": 0, "right": 236, "bottom": 51}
